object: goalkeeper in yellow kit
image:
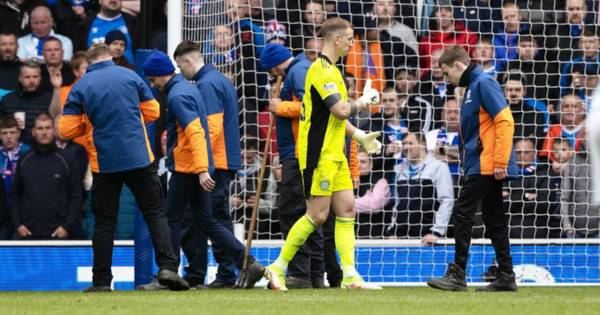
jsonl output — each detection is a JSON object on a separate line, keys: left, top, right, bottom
{"left": 264, "top": 17, "right": 383, "bottom": 290}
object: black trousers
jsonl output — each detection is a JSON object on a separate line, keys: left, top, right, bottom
{"left": 91, "top": 166, "right": 178, "bottom": 286}
{"left": 278, "top": 159, "right": 325, "bottom": 283}
{"left": 166, "top": 172, "right": 247, "bottom": 272}
{"left": 181, "top": 170, "right": 238, "bottom": 285}
{"left": 453, "top": 176, "right": 513, "bottom": 273}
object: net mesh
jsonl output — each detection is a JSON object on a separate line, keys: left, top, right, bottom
{"left": 178, "top": 0, "right": 600, "bottom": 284}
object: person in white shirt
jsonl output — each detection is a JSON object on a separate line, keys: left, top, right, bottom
{"left": 425, "top": 98, "right": 461, "bottom": 179}
{"left": 17, "top": 6, "right": 73, "bottom": 61}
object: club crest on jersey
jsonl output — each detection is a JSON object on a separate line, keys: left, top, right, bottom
{"left": 319, "top": 179, "right": 330, "bottom": 191}
{"left": 324, "top": 83, "right": 337, "bottom": 91}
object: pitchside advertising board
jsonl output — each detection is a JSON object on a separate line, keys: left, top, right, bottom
{"left": 0, "top": 241, "right": 598, "bottom": 290}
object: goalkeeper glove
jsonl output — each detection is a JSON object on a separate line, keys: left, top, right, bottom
{"left": 352, "top": 130, "right": 382, "bottom": 155}
{"left": 357, "top": 79, "right": 380, "bottom": 109}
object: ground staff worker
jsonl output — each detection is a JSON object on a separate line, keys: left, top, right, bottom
{"left": 58, "top": 44, "right": 188, "bottom": 292}
{"left": 259, "top": 43, "right": 326, "bottom": 289}
{"left": 427, "top": 45, "right": 518, "bottom": 292}
{"left": 173, "top": 41, "right": 242, "bottom": 288}
{"left": 142, "top": 50, "right": 265, "bottom": 289}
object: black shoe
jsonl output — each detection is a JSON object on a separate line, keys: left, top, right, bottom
{"left": 476, "top": 270, "right": 517, "bottom": 292}
{"left": 285, "top": 276, "right": 312, "bottom": 289}
{"left": 83, "top": 285, "right": 111, "bottom": 293}
{"left": 427, "top": 263, "right": 467, "bottom": 292}
{"left": 157, "top": 269, "right": 190, "bottom": 291}
{"left": 208, "top": 279, "right": 236, "bottom": 289}
{"left": 236, "top": 258, "right": 266, "bottom": 289}
{"left": 311, "top": 278, "right": 326, "bottom": 289}
{"left": 135, "top": 279, "right": 166, "bottom": 291}
{"left": 482, "top": 264, "right": 498, "bottom": 282}
{"left": 183, "top": 277, "right": 205, "bottom": 288}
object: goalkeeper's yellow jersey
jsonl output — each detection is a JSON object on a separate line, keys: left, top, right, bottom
{"left": 298, "top": 53, "right": 348, "bottom": 171}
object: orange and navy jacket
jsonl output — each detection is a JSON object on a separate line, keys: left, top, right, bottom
{"left": 277, "top": 53, "right": 311, "bottom": 162}
{"left": 193, "top": 64, "right": 241, "bottom": 171}
{"left": 59, "top": 83, "right": 91, "bottom": 155}
{"left": 458, "top": 65, "right": 518, "bottom": 177}
{"left": 164, "top": 75, "right": 214, "bottom": 174}
{"left": 58, "top": 60, "right": 159, "bottom": 173}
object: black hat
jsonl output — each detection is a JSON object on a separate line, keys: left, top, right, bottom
{"left": 105, "top": 29, "right": 127, "bottom": 46}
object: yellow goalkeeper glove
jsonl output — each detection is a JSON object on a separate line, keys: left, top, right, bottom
{"left": 352, "top": 130, "right": 382, "bottom": 155}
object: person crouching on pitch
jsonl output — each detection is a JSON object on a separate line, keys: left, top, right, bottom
{"left": 263, "top": 17, "right": 383, "bottom": 291}
{"left": 142, "top": 51, "right": 265, "bottom": 288}
{"left": 427, "top": 45, "right": 518, "bottom": 292}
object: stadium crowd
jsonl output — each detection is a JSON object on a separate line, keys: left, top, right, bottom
{"left": 0, "top": 0, "right": 599, "bottom": 244}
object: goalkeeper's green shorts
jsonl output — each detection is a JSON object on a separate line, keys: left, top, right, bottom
{"left": 302, "top": 158, "right": 353, "bottom": 197}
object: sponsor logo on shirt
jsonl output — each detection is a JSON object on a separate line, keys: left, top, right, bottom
{"left": 324, "top": 83, "right": 337, "bottom": 91}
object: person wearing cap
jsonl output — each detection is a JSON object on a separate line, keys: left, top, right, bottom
{"left": 105, "top": 29, "right": 134, "bottom": 70}
{"left": 57, "top": 44, "right": 188, "bottom": 293}
{"left": 259, "top": 42, "right": 327, "bottom": 289}
{"left": 142, "top": 49, "right": 266, "bottom": 290}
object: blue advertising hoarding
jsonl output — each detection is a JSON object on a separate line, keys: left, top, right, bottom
{"left": 0, "top": 242, "right": 598, "bottom": 290}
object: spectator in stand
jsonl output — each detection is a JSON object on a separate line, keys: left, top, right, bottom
{"left": 560, "top": 140, "right": 600, "bottom": 238}
{"left": 17, "top": 5, "right": 73, "bottom": 61}
{"left": 0, "top": 117, "right": 30, "bottom": 239}
{"left": 0, "top": 31, "right": 21, "bottom": 99}
{"left": 407, "top": 48, "right": 449, "bottom": 131}
{"left": 290, "top": 0, "right": 326, "bottom": 54}
{"left": 419, "top": 3, "right": 478, "bottom": 78}
{"left": 39, "top": 37, "right": 75, "bottom": 93}
{"left": 75, "top": 0, "right": 139, "bottom": 64}
{"left": 361, "top": 86, "right": 407, "bottom": 180}
{"left": 546, "top": 0, "right": 590, "bottom": 62}
{"left": 559, "top": 26, "right": 600, "bottom": 91}
{"left": 501, "top": 35, "right": 560, "bottom": 105}
{"left": 105, "top": 29, "right": 134, "bottom": 70}
{"left": 393, "top": 132, "right": 454, "bottom": 243}
{"left": 228, "top": 0, "right": 266, "bottom": 132}
{"left": 203, "top": 25, "right": 236, "bottom": 68}
{"left": 372, "top": 0, "right": 418, "bottom": 53}
{"left": 346, "top": 14, "right": 418, "bottom": 97}
{"left": 0, "top": 0, "right": 29, "bottom": 36}
{"left": 472, "top": 36, "right": 496, "bottom": 78}
{"left": 0, "top": 61, "right": 52, "bottom": 144}
{"left": 394, "top": 68, "right": 417, "bottom": 97}
{"left": 11, "top": 113, "right": 82, "bottom": 240}
{"left": 492, "top": 1, "right": 543, "bottom": 71}
{"left": 230, "top": 137, "right": 274, "bottom": 237}
{"left": 503, "top": 138, "right": 555, "bottom": 238}
{"left": 248, "top": 0, "right": 273, "bottom": 24}
{"left": 502, "top": 72, "right": 548, "bottom": 147}
{"left": 304, "top": 37, "right": 322, "bottom": 62}
{"left": 354, "top": 150, "right": 391, "bottom": 238}
{"left": 540, "top": 94, "right": 586, "bottom": 160}
{"left": 47, "top": 0, "right": 91, "bottom": 42}
{"left": 451, "top": 0, "right": 493, "bottom": 35}
{"left": 425, "top": 97, "right": 461, "bottom": 180}
{"left": 565, "top": 62, "right": 599, "bottom": 108}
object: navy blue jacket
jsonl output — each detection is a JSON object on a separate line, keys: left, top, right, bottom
{"left": 276, "top": 53, "right": 311, "bottom": 162}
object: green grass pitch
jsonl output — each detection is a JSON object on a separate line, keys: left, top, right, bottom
{"left": 1, "top": 287, "right": 599, "bottom": 315}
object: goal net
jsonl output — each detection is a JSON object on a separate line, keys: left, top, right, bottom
{"left": 174, "top": 0, "right": 600, "bottom": 285}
